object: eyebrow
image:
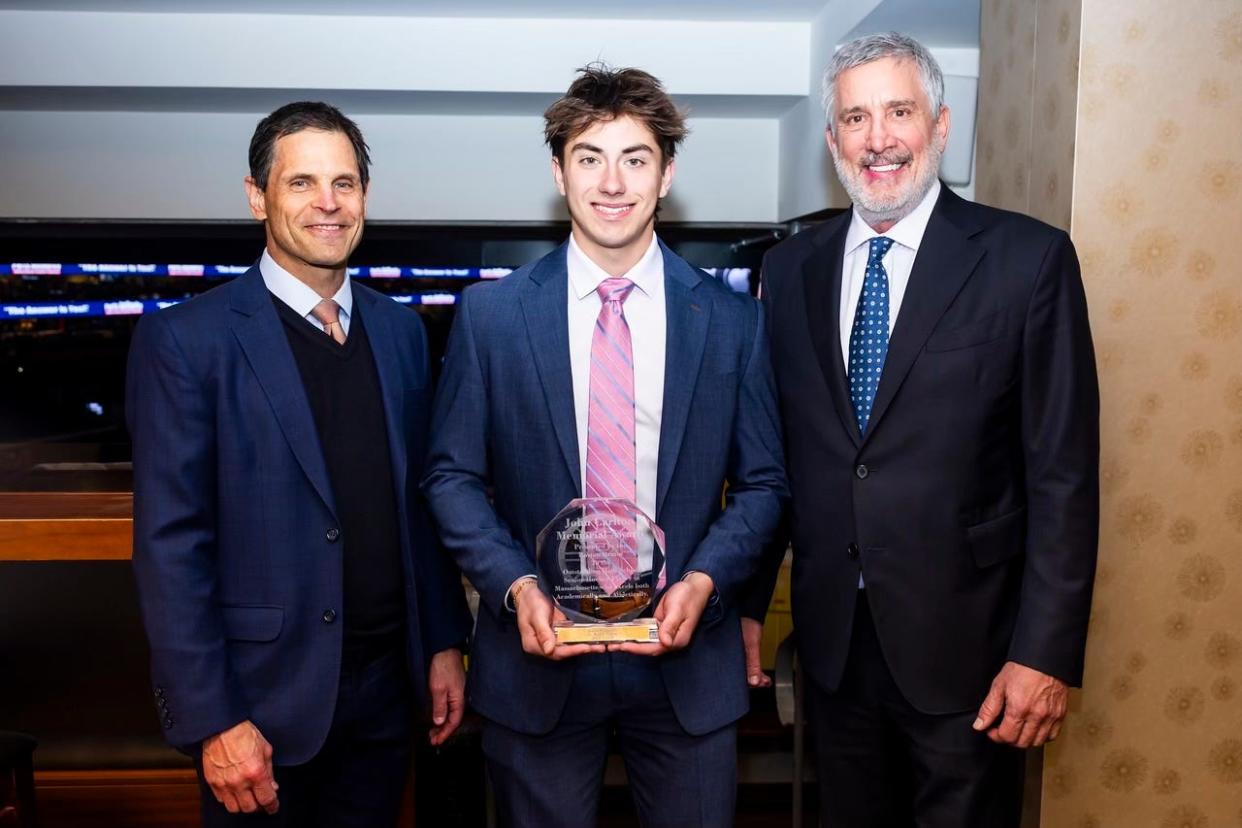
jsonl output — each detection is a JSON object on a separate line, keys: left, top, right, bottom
{"left": 837, "top": 99, "right": 921, "bottom": 119}
{"left": 570, "top": 141, "right": 655, "bottom": 155}
{"left": 283, "top": 171, "right": 360, "bottom": 182}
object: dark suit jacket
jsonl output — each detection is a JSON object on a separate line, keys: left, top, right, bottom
{"left": 421, "top": 242, "right": 788, "bottom": 736}
{"left": 759, "top": 186, "right": 1099, "bottom": 714}
{"left": 126, "top": 266, "right": 471, "bottom": 763}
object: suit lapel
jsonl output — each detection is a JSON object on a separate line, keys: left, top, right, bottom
{"left": 800, "top": 219, "right": 862, "bottom": 447}
{"left": 520, "top": 246, "right": 581, "bottom": 494}
{"left": 655, "top": 245, "right": 710, "bottom": 520}
{"left": 353, "top": 286, "right": 408, "bottom": 514}
{"left": 863, "top": 191, "right": 984, "bottom": 444}
{"left": 229, "top": 268, "right": 337, "bottom": 518}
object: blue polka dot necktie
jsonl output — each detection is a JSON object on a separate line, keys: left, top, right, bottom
{"left": 848, "top": 236, "right": 895, "bottom": 433}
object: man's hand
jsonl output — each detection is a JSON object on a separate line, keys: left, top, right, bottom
{"left": 201, "top": 719, "right": 278, "bottom": 815}
{"left": 609, "top": 572, "right": 715, "bottom": 656}
{"left": 741, "top": 617, "right": 772, "bottom": 687}
{"left": 973, "top": 661, "right": 1069, "bottom": 748}
{"left": 513, "top": 578, "right": 605, "bottom": 660}
{"left": 427, "top": 648, "right": 466, "bottom": 746}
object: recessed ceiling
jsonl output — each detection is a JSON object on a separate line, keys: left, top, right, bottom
{"left": 848, "top": 0, "right": 980, "bottom": 48}
{"left": 0, "top": 0, "right": 836, "bottom": 21}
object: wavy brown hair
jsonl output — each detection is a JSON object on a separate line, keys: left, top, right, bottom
{"left": 544, "top": 63, "right": 688, "bottom": 167}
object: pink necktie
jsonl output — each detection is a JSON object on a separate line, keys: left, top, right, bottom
{"left": 310, "top": 299, "right": 347, "bottom": 345}
{"left": 585, "top": 277, "right": 638, "bottom": 595}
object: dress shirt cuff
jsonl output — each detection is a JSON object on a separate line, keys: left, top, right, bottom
{"left": 681, "top": 570, "right": 720, "bottom": 607}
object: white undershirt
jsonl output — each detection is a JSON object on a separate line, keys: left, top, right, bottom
{"left": 260, "top": 249, "right": 353, "bottom": 336}
{"left": 566, "top": 233, "right": 666, "bottom": 528}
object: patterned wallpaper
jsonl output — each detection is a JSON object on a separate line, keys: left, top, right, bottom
{"left": 978, "top": 0, "right": 1242, "bottom": 825}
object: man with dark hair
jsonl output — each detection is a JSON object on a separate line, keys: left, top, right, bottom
{"left": 423, "top": 66, "right": 787, "bottom": 827}
{"left": 749, "top": 33, "right": 1099, "bottom": 826}
{"left": 128, "top": 101, "right": 471, "bottom": 826}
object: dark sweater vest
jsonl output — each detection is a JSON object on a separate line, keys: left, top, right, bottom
{"left": 272, "top": 293, "right": 405, "bottom": 645}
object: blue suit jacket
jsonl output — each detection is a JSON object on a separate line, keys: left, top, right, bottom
{"left": 422, "top": 242, "right": 788, "bottom": 736}
{"left": 126, "top": 266, "right": 471, "bottom": 763}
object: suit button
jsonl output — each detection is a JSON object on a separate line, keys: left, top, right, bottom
{"left": 164, "top": 718, "right": 175, "bottom": 729}
{"left": 322, "top": 609, "right": 337, "bottom": 623}
{"left": 326, "top": 528, "right": 340, "bottom": 542}
{"left": 855, "top": 464, "right": 869, "bottom": 479}
{"left": 847, "top": 543, "right": 860, "bottom": 560}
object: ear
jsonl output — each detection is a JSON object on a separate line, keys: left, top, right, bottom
{"left": 933, "top": 104, "right": 951, "bottom": 152}
{"left": 824, "top": 127, "right": 839, "bottom": 161}
{"left": 244, "top": 176, "right": 267, "bottom": 222}
{"left": 658, "top": 158, "right": 676, "bottom": 198}
{"left": 551, "top": 156, "right": 567, "bottom": 197}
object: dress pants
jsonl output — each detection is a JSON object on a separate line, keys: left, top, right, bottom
{"left": 197, "top": 639, "right": 413, "bottom": 828}
{"left": 808, "top": 595, "right": 1024, "bottom": 828}
{"left": 482, "top": 652, "right": 737, "bottom": 828}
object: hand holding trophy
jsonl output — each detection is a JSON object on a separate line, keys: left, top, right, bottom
{"left": 535, "top": 498, "right": 667, "bottom": 644}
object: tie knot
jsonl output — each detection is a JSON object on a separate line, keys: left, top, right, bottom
{"left": 310, "top": 298, "right": 341, "bottom": 327}
{"left": 597, "top": 278, "right": 636, "bottom": 306}
{"left": 868, "top": 236, "right": 894, "bottom": 263}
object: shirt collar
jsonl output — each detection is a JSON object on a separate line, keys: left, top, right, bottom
{"left": 259, "top": 249, "right": 353, "bottom": 320}
{"left": 843, "top": 178, "right": 942, "bottom": 258}
{"left": 567, "top": 233, "right": 663, "bottom": 301}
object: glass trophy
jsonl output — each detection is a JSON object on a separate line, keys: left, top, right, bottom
{"left": 535, "top": 498, "right": 667, "bottom": 644}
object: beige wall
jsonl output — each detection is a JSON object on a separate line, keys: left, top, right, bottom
{"left": 978, "top": 0, "right": 1242, "bottom": 824}
{"left": 976, "top": 0, "right": 1080, "bottom": 229}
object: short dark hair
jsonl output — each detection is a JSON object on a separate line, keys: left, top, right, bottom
{"left": 248, "top": 101, "right": 372, "bottom": 190}
{"left": 544, "top": 64, "right": 688, "bottom": 166}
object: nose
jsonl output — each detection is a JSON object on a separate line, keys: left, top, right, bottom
{"left": 598, "top": 161, "right": 625, "bottom": 196}
{"left": 312, "top": 182, "right": 339, "bottom": 212}
{"left": 864, "top": 116, "right": 894, "bottom": 154}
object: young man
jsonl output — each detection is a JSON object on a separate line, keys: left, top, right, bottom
{"left": 422, "top": 66, "right": 787, "bottom": 827}
{"left": 750, "top": 33, "right": 1099, "bottom": 826}
{"left": 128, "top": 101, "right": 471, "bottom": 826}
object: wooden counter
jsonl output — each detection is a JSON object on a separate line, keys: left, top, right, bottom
{"left": 0, "top": 492, "right": 132, "bottom": 561}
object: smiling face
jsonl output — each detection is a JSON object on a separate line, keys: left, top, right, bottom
{"left": 552, "top": 114, "right": 674, "bottom": 275}
{"left": 244, "top": 129, "right": 366, "bottom": 288}
{"left": 826, "top": 56, "right": 950, "bottom": 232}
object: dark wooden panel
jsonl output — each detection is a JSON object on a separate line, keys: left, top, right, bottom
{"left": 0, "top": 493, "right": 132, "bottom": 519}
{"left": 34, "top": 768, "right": 422, "bottom": 828}
{"left": 35, "top": 769, "right": 199, "bottom": 828}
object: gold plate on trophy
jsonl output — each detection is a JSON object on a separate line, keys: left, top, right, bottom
{"left": 554, "top": 620, "right": 660, "bottom": 644}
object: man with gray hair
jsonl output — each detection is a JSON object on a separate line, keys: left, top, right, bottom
{"left": 746, "top": 32, "right": 1099, "bottom": 825}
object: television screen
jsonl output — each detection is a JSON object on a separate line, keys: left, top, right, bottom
{"left": 0, "top": 221, "right": 774, "bottom": 491}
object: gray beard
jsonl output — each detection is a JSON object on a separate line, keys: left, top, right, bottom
{"left": 833, "top": 143, "right": 942, "bottom": 228}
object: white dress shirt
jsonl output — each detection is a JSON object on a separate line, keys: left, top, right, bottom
{"left": 840, "top": 181, "right": 939, "bottom": 588}
{"left": 260, "top": 249, "right": 353, "bottom": 336}
{"left": 567, "top": 233, "right": 666, "bottom": 528}
{"left": 838, "top": 180, "right": 940, "bottom": 370}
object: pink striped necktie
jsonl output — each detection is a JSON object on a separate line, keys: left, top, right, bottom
{"left": 310, "top": 299, "right": 347, "bottom": 345}
{"left": 585, "top": 277, "right": 638, "bottom": 595}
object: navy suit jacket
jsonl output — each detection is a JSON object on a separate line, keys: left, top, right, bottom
{"left": 127, "top": 266, "right": 471, "bottom": 763}
{"left": 422, "top": 242, "right": 788, "bottom": 736}
{"left": 758, "top": 186, "right": 1099, "bottom": 714}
